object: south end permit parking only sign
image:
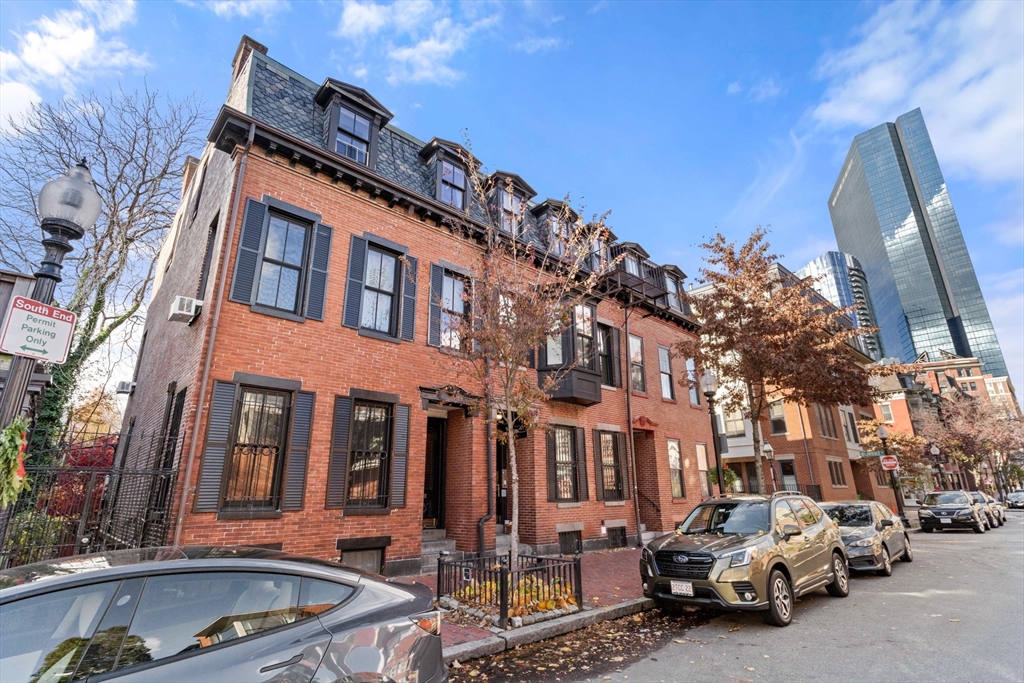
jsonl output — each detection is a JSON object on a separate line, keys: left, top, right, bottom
{"left": 0, "top": 296, "right": 77, "bottom": 364}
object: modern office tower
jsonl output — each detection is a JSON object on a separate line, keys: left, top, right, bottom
{"left": 828, "top": 108, "right": 1007, "bottom": 377}
{"left": 797, "top": 251, "right": 882, "bottom": 361}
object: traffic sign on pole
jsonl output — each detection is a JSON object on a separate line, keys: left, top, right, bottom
{"left": 880, "top": 454, "right": 899, "bottom": 471}
{"left": 0, "top": 296, "right": 77, "bottom": 364}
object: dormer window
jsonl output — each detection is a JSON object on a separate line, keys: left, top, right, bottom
{"left": 665, "top": 276, "right": 683, "bottom": 310}
{"left": 624, "top": 255, "right": 640, "bottom": 276}
{"left": 501, "top": 190, "right": 523, "bottom": 235}
{"left": 441, "top": 161, "right": 466, "bottom": 209}
{"left": 336, "top": 106, "right": 371, "bottom": 165}
{"left": 549, "top": 219, "right": 569, "bottom": 257}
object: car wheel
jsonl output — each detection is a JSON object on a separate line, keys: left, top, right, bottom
{"left": 876, "top": 547, "right": 892, "bottom": 577}
{"left": 974, "top": 519, "right": 986, "bottom": 534}
{"left": 760, "top": 569, "right": 793, "bottom": 627}
{"left": 826, "top": 553, "right": 850, "bottom": 597}
{"left": 900, "top": 535, "right": 914, "bottom": 562}
{"left": 922, "top": 526, "right": 934, "bottom": 533}
{"left": 984, "top": 517, "right": 991, "bottom": 530}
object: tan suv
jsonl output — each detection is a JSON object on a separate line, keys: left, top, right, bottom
{"left": 640, "top": 493, "right": 850, "bottom": 626}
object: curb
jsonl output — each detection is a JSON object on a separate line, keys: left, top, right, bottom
{"left": 442, "top": 597, "right": 654, "bottom": 665}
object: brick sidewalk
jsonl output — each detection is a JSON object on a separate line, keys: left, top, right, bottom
{"left": 394, "top": 547, "right": 645, "bottom": 649}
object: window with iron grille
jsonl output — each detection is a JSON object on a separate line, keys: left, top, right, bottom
{"left": 554, "top": 426, "right": 578, "bottom": 502}
{"left": 346, "top": 401, "right": 392, "bottom": 508}
{"left": 337, "top": 105, "right": 371, "bottom": 165}
{"left": 629, "top": 334, "right": 645, "bottom": 392}
{"left": 575, "top": 305, "right": 596, "bottom": 370}
{"left": 828, "top": 460, "right": 847, "bottom": 487}
{"left": 686, "top": 358, "right": 700, "bottom": 405}
{"left": 255, "top": 213, "right": 310, "bottom": 313}
{"left": 769, "top": 400, "right": 787, "bottom": 434}
{"left": 440, "top": 160, "right": 466, "bottom": 209}
{"left": 668, "top": 438, "right": 685, "bottom": 498}
{"left": 815, "top": 404, "right": 839, "bottom": 439}
{"left": 723, "top": 411, "right": 746, "bottom": 437}
{"left": 224, "top": 388, "right": 289, "bottom": 509}
{"left": 440, "top": 271, "right": 467, "bottom": 350}
{"left": 558, "top": 530, "right": 582, "bottom": 555}
{"left": 599, "top": 432, "right": 622, "bottom": 501}
{"left": 361, "top": 246, "right": 399, "bottom": 335}
{"left": 607, "top": 526, "right": 627, "bottom": 548}
{"left": 658, "top": 346, "right": 675, "bottom": 400}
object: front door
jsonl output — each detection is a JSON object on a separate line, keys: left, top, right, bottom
{"left": 496, "top": 440, "right": 509, "bottom": 526}
{"left": 779, "top": 460, "right": 798, "bottom": 491}
{"left": 423, "top": 417, "right": 446, "bottom": 529}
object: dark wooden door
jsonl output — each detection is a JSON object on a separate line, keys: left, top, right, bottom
{"left": 423, "top": 417, "right": 446, "bottom": 528}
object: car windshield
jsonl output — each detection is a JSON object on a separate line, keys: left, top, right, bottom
{"left": 1008, "top": 492, "right": 1024, "bottom": 501}
{"left": 969, "top": 493, "right": 985, "bottom": 503}
{"left": 678, "top": 502, "right": 770, "bottom": 535}
{"left": 821, "top": 504, "right": 873, "bottom": 527}
{"left": 923, "top": 492, "right": 969, "bottom": 506}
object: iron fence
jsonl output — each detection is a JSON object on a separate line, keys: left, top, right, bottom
{"left": 437, "top": 552, "right": 583, "bottom": 629}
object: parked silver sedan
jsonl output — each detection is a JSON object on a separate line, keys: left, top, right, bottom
{"left": 0, "top": 546, "right": 447, "bottom": 683}
{"left": 820, "top": 501, "right": 913, "bottom": 577}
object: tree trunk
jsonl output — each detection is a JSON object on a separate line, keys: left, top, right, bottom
{"left": 746, "top": 382, "right": 767, "bottom": 494}
{"left": 506, "top": 406, "right": 520, "bottom": 567}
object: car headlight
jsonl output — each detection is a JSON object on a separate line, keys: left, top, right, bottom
{"left": 919, "top": 509, "right": 934, "bottom": 517}
{"left": 721, "top": 546, "right": 759, "bottom": 568}
{"left": 955, "top": 510, "right": 974, "bottom": 519}
{"left": 849, "top": 537, "right": 879, "bottom": 547}
{"left": 642, "top": 546, "right": 654, "bottom": 563}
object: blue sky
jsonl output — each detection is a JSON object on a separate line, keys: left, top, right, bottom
{"left": 2, "top": 0, "right": 1022, "bottom": 392}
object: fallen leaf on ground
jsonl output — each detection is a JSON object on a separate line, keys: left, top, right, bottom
{"left": 451, "top": 661, "right": 462, "bottom": 668}
{"left": 729, "top": 626, "right": 741, "bottom": 632}
{"left": 610, "top": 656, "right": 624, "bottom": 662}
{"left": 717, "top": 635, "right": 728, "bottom": 639}
{"left": 743, "top": 666, "right": 756, "bottom": 671}
{"left": 949, "top": 619, "right": 960, "bottom": 623}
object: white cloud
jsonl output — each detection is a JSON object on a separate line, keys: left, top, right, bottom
{"left": 387, "top": 17, "right": 468, "bottom": 85}
{"left": 207, "top": 0, "right": 290, "bottom": 19}
{"left": 813, "top": 0, "right": 1024, "bottom": 184}
{"left": 351, "top": 64, "right": 369, "bottom": 79}
{"left": 587, "top": 1, "right": 609, "bottom": 15}
{"left": 750, "top": 77, "right": 782, "bottom": 102}
{"left": 515, "top": 37, "right": 562, "bottom": 55}
{"left": 0, "top": 0, "right": 148, "bottom": 133}
{"left": 726, "top": 81, "right": 741, "bottom": 95}
{"left": 338, "top": 0, "right": 394, "bottom": 38}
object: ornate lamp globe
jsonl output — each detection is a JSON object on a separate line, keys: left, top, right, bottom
{"left": 37, "top": 159, "right": 102, "bottom": 236}
{"left": 700, "top": 369, "right": 719, "bottom": 396}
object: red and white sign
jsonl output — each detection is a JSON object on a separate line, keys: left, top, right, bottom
{"left": 0, "top": 296, "right": 77, "bottom": 364}
{"left": 880, "top": 454, "right": 899, "bottom": 471}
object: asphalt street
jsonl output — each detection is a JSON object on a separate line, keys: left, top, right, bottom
{"left": 575, "top": 511, "right": 1024, "bottom": 683}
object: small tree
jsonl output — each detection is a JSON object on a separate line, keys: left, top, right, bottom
{"left": 856, "top": 417, "right": 928, "bottom": 490}
{"left": 675, "top": 228, "right": 882, "bottom": 492}
{"left": 438, "top": 150, "right": 616, "bottom": 565}
{"left": 1, "top": 88, "right": 204, "bottom": 440}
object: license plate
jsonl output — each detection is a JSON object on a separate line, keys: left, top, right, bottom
{"left": 940, "top": 518, "right": 952, "bottom": 524}
{"left": 670, "top": 580, "right": 694, "bottom": 596}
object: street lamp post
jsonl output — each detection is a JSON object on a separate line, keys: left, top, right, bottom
{"left": 0, "top": 160, "right": 101, "bottom": 429}
{"left": 929, "top": 444, "right": 944, "bottom": 491}
{"left": 877, "top": 425, "right": 909, "bottom": 526}
{"left": 701, "top": 370, "right": 725, "bottom": 496}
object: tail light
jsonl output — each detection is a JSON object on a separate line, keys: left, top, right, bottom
{"left": 410, "top": 610, "right": 442, "bottom": 636}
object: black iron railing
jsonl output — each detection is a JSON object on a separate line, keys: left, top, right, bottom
{"left": 437, "top": 552, "right": 583, "bottom": 629}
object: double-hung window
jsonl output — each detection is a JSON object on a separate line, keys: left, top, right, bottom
{"left": 361, "top": 246, "right": 399, "bottom": 335}
{"left": 553, "top": 426, "right": 578, "bottom": 502}
{"left": 815, "top": 404, "right": 838, "bottom": 439}
{"left": 598, "top": 432, "right": 623, "bottom": 501}
{"left": 723, "top": 410, "right": 746, "bottom": 437}
{"left": 668, "top": 439, "right": 685, "bottom": 498}
{"left": 440, "top": 271, "right": 467, "bottom": 349}
{"left": 337, "top": 105, "right": 371, "bottom": 165}
{"left": 879, "top": 403, "right": 894, "bottom": 422}
{"left": 575, "top": 305, "right": 596, "bottom": 371}
{"left": 828, "top": 460, "right": 848, "bottom": 487}
{"left": 224, "top": 388, "right": 289, "bottom": 510}
{"left": 256, "top": 214, "right": 309, "bottom": 312}
{"left": 658, "top": 346, "right": 674, "bottom": 400}
{"left": 665, "top": 276, "right": 682, "bottom": 310}
{"left": 629, "top": 334, "right": 645, "bottom": 392}
{"left": 597, "top": 324, "right": 617, "bottom": 386}
{"left": 550, "top": 220, "right": 569, "bottom": 257}
{"left": 685, "top": 358, "right": 700, "bottom": 405}
{"left": 441, "top": 160, "right": 466, "bottom": 209}
{"left": 624, "top": 255, "right": 640, "bottom": 276}
{"left": 500, "top": 190, "right": 523, "bottom": 235}
{"left": 769, "top": 400, "right": 787, "bottom": 434}
{"left": 346, "top": 401, "right": 392, "bottom": 508}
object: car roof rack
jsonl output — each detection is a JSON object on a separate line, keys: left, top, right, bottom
{"left": 770, "top": 491, "right": 802, "bottom": 498}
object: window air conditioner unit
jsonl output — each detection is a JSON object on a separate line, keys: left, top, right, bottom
{"left": 116, "top": 381, "right": 135, "bottom": 395}
{"left": 169, "top": 295, "right": 201, "bottom": 322}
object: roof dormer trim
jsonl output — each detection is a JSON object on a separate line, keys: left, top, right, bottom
{"left": 315, "top": 78, "right": 393, "bottom": 126}
{"left": 489, "top": 170, "right": 536, "bottom": 199}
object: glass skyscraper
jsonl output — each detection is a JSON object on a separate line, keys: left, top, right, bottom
{"left": 797, "top": 251, "right": 882, "bottom": 361}
{"left": 828, "top": 108, "right": 1007, "bottom": 377}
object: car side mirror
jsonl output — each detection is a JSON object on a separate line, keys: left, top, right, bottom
{"left": 782, "top": 524, "right": 801, "bottom": 539}
{"left": 880, "top": 519, "right": 894, "bottom": 528}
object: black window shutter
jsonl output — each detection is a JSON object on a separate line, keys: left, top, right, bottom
{"left": 401, "top": 257, "right": 417, "bottom": 341}
{"left": 427, "top": 263, "right": 443, "bottom": 346}
{"left": 546, "top": 429, "right": 558, "bottom": 502}
{"left": 229, "top": 199, "right": 267, "bottom": 304}
{"left": 283, "top": 391, "right": 315, "bottom": 510}
{"left": 610, "top": 327, "right": 622, "bottom": 387}
{"left": 391, "top": 404, "right": 411, "bottom": 507}
{"left": 617, "top": 432, "right": 630, "bottom": 499}
{"left": 342, "top": 236, "right": 367, "bottom": 328}
{"left": 305, "top": 224, "right": 333, "bottom": 321}
{"left": 592, "top": 430, "right": 605, "bottom": 502}
{"left": 195, "top": 381, "right": 237, "bottom": 511}
{"left": 575, "top": 427, "right": 588, "bottom": 501}
{"left": 327, "top": 396, "right": 352, "bottom": 508}
{"left": 527, "top": 348, "right": 535, "bottom": 368}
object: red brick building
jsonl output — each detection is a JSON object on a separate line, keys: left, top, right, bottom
{"left": 119, "top": 37, "right": 713, "bottom": 576}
